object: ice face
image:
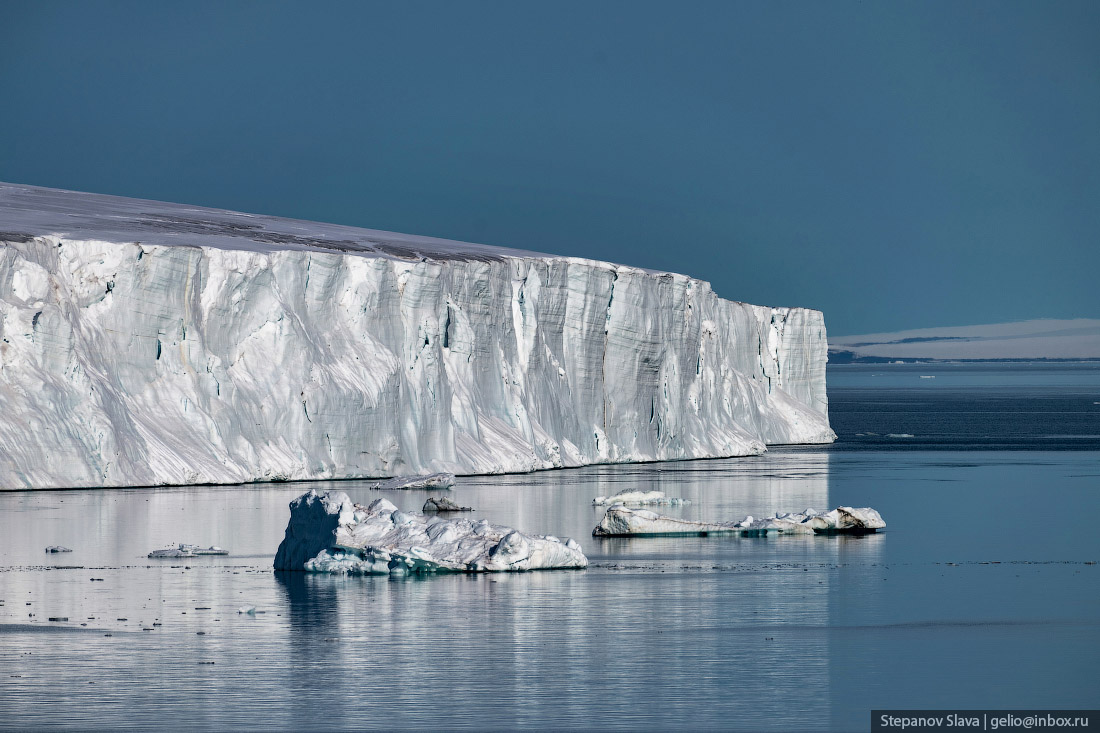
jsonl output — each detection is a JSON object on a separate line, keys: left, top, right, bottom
{"left": 0, "top": 182, "right": 834, "bottom": 489}
{"left": 273, "top": 489, "right": 587, "bottom": 574}
{"left": 593, "top": 505, "right": 885, "bottom": 536}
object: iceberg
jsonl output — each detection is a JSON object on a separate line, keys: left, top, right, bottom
{"left": 148, "top": 544, "right": 229, "bottom": 558}
{"left": 593, "top": 505, "right": 885, "bottom": 537}
{"left": 422, "top": 496, "right": 472, "bottom": 512}
{"left": 367, "top": 473, "right": 455, "bottom": 491}
{"left": 0, "top": 182, "right": 834, "bottom": 490}
{"left": 274, "top": 489, "right": 587, "bottom": 574}
{"left": 592, "top": 489, "right": 688, "bottom": 506}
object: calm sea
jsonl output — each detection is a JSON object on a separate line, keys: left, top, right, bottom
{"left": 1, "top": 363, "right": 1098, "bottom": 730}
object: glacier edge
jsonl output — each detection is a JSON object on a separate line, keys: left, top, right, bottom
{"left": 0, "top": 182, "right": 834, "bottom": 489}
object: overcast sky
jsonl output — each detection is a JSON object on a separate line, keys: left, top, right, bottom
{"left": 2, "top": 1, "right": 1097, "bottom": 335}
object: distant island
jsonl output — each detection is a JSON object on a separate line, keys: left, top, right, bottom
{"left": 829, "top": 318, "right": 1100, "bottom": 363}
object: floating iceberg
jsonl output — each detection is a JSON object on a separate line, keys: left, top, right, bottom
{"left": 592, "top": 490, "right": 688, "bottom": 506}
{"left": 274, "top": 489, "right": 587, "bottom": 574}
{"left": 148, "top": 544, "right": 229, "bottom": 558}
{"left": 422, "top": 496, "right": 472, "bottom": 512}
{"left": 45, "top": 546, "right": 72, "bottom": 553}
{"left": 368, "top": 473, "right": 455, "bottom": 491}
{"left": 0, "top": 182, "right": 833, "bottom": 490}
{"left": 593, "top": 505, "right": 885, "bottom": 537}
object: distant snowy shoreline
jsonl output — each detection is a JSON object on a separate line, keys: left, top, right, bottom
{"left": 830, "top": 318, "right": 1100, "bottom": 362}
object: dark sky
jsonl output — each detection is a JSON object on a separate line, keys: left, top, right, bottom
{"left": 2, "top": 1, "right": 1097, "bottom": 335}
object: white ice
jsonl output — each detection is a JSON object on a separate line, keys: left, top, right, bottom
{"left": 0, "top": 182, "right": 834, "bottom": 489}
{"left": 147, "top": 544, "right": 229, "bottom": 558}
{"left": 593, "top": 505, "right": 885, "bottom": 536}
{"left": 274, "top": 489, "right": 587, "bottom": 574}
{"left": 592, "top": 489, "right": 688, "bottom": 506}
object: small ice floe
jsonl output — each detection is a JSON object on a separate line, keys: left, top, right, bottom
{"left": 920, "top": 375, "right": 936, "bottom": 379}
{"left": 45, "top": 546, "right": 72, "bottom": 553}
{"left": 886, "top": 433, "right": 915, "bottom": 438}
{"left": 274, "top": 489, "right": 587, "bottom": 575}
{"left": 593, "top": 505, "right": 885, "bottom": 537}
{"left": 422, "top": 497, "right": 472, "bottom": 512}
{"left": 148, "top": 544, "right": 229, "bottom": 558}
{"left": 367, "top": 473, "right": 455, "bottom": 491}
{"left": 593, "top": 490, "right": 689, "bottom": 507}
{"left": 237, "top": 606, "right": 256, "bottom": 615}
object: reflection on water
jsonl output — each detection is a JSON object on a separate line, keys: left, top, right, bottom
{"left": 1, "top": 449, "right": 1097, "bottom": 730}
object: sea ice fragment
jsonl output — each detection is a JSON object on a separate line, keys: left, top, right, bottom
{"left": 274, "top": 489, "right": 586, "bottom": 574}
{"left": 593, "top": 505, "right": 885, "bottom": 537}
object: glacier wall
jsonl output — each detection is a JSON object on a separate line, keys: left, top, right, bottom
{"left": 0, "top": 184, "right": 833, "bottom": 489}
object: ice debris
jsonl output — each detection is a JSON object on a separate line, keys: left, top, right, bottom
{"left": 368, "top": 473, "right": 455, "bottom": 491}
{"left": 45, "top": 546, "right": 72, "bottom": 553}
{"left": 594, "top": 505, "right": 885, "bottom": 537}
{"left": 148, "top": 544, "right": 229, "bottom": 558}
{"left": 592, "top": 490, "right": 688, "bottom": 506}
{"left": 274, "top": 489, "right": 587, "bottom": 575}
{"left": 422, "top": 497, "right": 472, "bottom": 512}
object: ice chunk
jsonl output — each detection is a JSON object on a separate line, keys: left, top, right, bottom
{"left": 45, "top": 546, "right": 72, "bottom": 553}
{"left": 275, "top": 489, "right": 587, "bottom": 574}
{"left": 368, "top": 473, "right": 455, "bottom": 491}
{"left": 422, "top": 497, "right": 473, "bottom": 512}
{"left": 148, "top": 544, "right": 229, "bottom": 558}
{"left": 593, "top": 505, "right": 885, "bottom": 537}
{"left": 592, "top": 490, "right": 688, "bottom": 506}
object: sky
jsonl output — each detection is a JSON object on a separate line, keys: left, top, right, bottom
{"left": 1, "top": 1, "right": 1097, "bottom": 336}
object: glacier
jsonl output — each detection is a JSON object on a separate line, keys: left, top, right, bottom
{"left": 274, "top": 489, "right": 587, "bottom": 574}
{"left": 0, "top": 182, "right": 834, "bottom": 490}
{"left": 593, "top": 505, "right": 885, "bottom": 537}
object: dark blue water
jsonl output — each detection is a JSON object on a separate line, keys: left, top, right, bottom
{"left": 829, "top": 362, "right": 1100, "bottom": 450}
{"left": 1, "top": 364, "right": 1097, "bottom": 730}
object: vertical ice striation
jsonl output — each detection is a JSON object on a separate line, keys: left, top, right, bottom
{"left": 0, "top": 182, "right": 833, "bottom": 489}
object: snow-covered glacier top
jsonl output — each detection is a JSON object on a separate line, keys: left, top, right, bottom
{"left": 0, "top": 182, "right": 552, "bottom": 263}
{"left": 0, "top": 182, "right": 833, "bottom": 489}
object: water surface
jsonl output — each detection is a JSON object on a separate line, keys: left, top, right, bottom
{"left": 1, "top": 364, "right": 1097, "bottom": 730}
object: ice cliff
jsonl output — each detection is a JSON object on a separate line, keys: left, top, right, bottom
{"left": 0, "top": 182, "right": 834, "bottom": 489}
